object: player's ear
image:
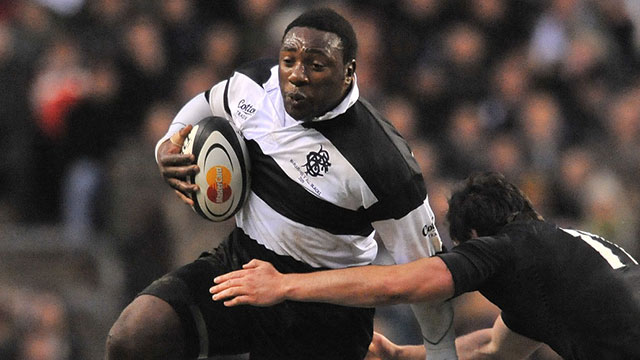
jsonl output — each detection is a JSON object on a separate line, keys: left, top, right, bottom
{"left": 345, "top": 60, "right": 356, "bottom": 84}
{"left": 470, "top": 229, "right": 478, "bottom": 239}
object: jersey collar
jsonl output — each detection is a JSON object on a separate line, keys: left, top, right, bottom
{"left": 311, "top": 74, "right": 359, "bottom": 122}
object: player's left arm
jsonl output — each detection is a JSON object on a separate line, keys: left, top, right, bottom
{"left": 365, "top": 332, "right": 425, "bottom": 360}
{"left": 455, "top": 315, "right": 542, "bottom": 360}
{"left": 364, "top": 315, "right": 542, "bottom": 360}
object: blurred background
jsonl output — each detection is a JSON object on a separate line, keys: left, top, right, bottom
{"left": 1, "top": 0, "right": 639, "bottom": 359}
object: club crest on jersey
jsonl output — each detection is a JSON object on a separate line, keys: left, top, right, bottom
{"left": 303, "top": 145, "right": 331, "bottom": 177}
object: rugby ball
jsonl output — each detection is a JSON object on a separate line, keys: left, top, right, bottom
{"left": 181, "top": 116, "right": 251, "bottom": 221}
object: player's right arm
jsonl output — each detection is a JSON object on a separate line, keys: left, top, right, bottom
{"left": 210, "top": 257, "right": 455, "bottom": 307}
{"left": 211, "top": 236, "right": 516, "bottom": 307}
{"left": 157, "top": 124, "right": 198, "bottom": 205}
{"left": 156, "top": 81, "right": 229, "bottom": 204}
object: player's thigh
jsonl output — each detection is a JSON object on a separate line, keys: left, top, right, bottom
{"left": 107, "top": 294, "right": 185, "bottom": 354}
{"left": 141, "top": 251, "right": 253, "bottom": 356}
{"left": 251, "top": 301, "right": 375, "bottom": 359}
{"left": 188, "top": 256, "right": 253, "bottom": 355}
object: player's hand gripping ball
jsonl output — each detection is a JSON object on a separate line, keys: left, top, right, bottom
{"left": 181, "top": 116, "right": 251, "bottom": 221}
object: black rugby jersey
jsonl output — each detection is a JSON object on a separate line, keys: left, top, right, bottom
{"left": 160, "top": 59, "right": 442, "bottom": 269}
{"left": 438, "top": 219, "right": 640, "bottom": 360}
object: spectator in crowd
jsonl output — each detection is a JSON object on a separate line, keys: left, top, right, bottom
{"left": 581, "top": 170, "right": 639, "bottom": 259}
{"left": 486, "top": 132, "right": 525, "bottom": 181}
{"left": 381, "top": 94, "right": 422, "bottom": 142}
{"left": 157, "top": 0, "right": 203, "bottom": 74}
{"left": 200, "top": 21, "right": 244, "bottom": 82}
{"left": 439, "top": 103, "right": 489, "bottom": 179}
{"left": 105, "top": 102, "right": 176, "bottom": 302}
{"left": 599, "top": 90, "right": 640, "bottom": 187}
{"left": 547, "top": 146, "right": 594, "bottom": 224}
{"left": 479, "top": 49, "right": 531, "bottom": 133}
{"left": 0, "top": 20, "right": 33, "bottom": 222}
{"left": 441, "top": 22, "right": 490, "bottom": 103}
{"left": 61, "top": 60, "right": 124, "bottom": 244}
{"left": 29, "top": 34, "right": 86, "bottom": 223}
{"left": 116, "top": 14, "right": 173, "bottom": 135}
{"left": 517, "top": 91, "right": 565, "bottom": 172}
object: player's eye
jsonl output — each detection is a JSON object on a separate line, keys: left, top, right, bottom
{"left": 311, "top": 62, "right": 326, "bottom": 71}
{"left": 281, "top": 57, "right": 295, "bottom": 66}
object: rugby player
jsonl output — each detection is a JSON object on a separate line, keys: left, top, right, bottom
{"left": 106, "top": 8, "right": 457, "bottom": 360}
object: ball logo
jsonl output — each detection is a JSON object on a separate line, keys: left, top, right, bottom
{"left": 184, "top": 116, "right": 250, "bottom": 222}
{"left": 206, "top": 165, "right": 232, "bottom": 203}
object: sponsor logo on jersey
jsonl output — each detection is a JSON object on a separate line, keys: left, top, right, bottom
{"left": 422, "top": 224, "right": 443, "bottom": 252}
{"left": 236, "top": 99, "right": 256, "bottom": 120}
{"left": 206, "top": 165, "right": 232, "bottom": 203}
{"left": 303, "top": 145, "right": 331, "bottom": 177}
{"left": 422, "top": 224, "right": 435, "bottom": 237}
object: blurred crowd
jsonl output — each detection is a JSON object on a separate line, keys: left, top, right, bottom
{"left": 1, "top": 0, "right": 640, "bottom": 359}
{"left": 0, "top": 287, "right": 80, "bottom": 360}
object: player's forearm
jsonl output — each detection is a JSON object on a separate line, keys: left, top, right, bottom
{"left": 282, "top": 257, "right": 454, "bottom": 307}
{"left": 155, "top": 92, "right": 213, "bottom": 162}
{"left": 282, "top": 265, "right": 406, "bottom": 307}
{"left": 455, "top": 316, "right": 541, "bottom": 360}
{"left": 395, "top": 345, "right": 426, "bottom": 360}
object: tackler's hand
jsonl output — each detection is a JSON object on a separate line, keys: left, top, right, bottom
{"left": 210, "top": 259, "right": 287, "bottom": 307}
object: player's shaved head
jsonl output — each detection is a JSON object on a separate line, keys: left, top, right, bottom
{"left": 283, "top": 7, "right": 357, "bottom": 64}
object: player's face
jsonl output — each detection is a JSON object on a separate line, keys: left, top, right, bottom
{"left": 279, "top": 27, "right": 354, "bottom": 120}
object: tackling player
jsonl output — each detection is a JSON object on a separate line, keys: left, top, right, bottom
{"left": 211, "top": 172, "right": 640, "bottom": 360}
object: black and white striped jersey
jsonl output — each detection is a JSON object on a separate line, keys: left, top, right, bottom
{"left": 159, "top": 59, "right": 442, "bottom": 268}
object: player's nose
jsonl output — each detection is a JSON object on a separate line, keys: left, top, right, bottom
{"left": 288, "top": 62, "right": 309, "bottom": 86}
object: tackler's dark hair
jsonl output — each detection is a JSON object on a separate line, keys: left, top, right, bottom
{"left": 284, "top": 7, "right": 358, "bottom": 63}
{"left": 446, "top": 172, "right": 542, "bottom": 243}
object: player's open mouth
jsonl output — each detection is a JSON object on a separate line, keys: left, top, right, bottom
{"left": 288, "top": 93, "right": 307, "bottom": 105}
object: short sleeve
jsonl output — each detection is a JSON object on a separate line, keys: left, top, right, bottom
{"left": 437, "top": 235, "right": 513, "bottom": 297}
{"left": 207, "top": 80, "right": 231, "bottom": 118}
{"left": 372, "top": 197, "right": 443, "bottom": 264}
{"left": 154, "top": 91, "right": 214, "bottom": 163}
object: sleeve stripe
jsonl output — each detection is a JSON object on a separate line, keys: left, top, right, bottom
{"left": 223, "top": 79, "right": 231, "bottom": 116}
